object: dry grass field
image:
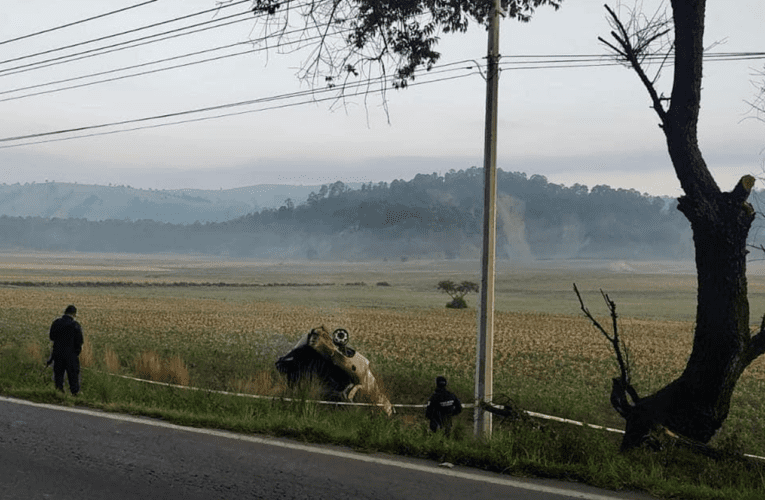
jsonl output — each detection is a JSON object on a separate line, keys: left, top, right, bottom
{"left": 4, "top": 251, "right": 765, "bottom": 455}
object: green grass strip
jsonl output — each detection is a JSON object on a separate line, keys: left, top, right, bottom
{"left": 3, "top": 343, "right": 765, "bottom": 500}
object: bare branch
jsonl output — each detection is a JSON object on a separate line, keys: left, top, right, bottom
{"left": 743, "top": 66, "right": 765, "bottom": 124}
{"left": 574, "top": 284, "right": 640, "bottom": 408}
{"left": 250, "top": 0, "right": 387, "bottom": 108}
{"left": 249, "top": 0, "right": 565, "bottom": 111}
{"left": 597, "top": 35, "right": 627, "bottom": 59}
{"left": 603, "top": 290, "right": 618, "bottom": 343}
{"left": 573, "top": 283, "right": 613, "bottom": 342}
{"left": 600, "top": 3, "right": 672, "bottom": 124}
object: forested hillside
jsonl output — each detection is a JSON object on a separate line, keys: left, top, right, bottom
{"left": 0, "top": 168, "right": 700, "bottom": 261}
{"left": 0, "top": 181, "right": 328, "bottom": 224}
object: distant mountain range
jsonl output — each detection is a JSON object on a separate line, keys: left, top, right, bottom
{"left": 0, "top": 181, "right": 358, "bottom": 224}
{"left": 5, "top": 170, "right": 765, "bottom": 261}
{"left": 0, "top": 169, "right": 696, "bottom": 260}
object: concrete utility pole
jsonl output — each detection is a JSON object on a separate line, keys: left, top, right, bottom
{"left": 475, "top": 0, "right": 501, "bottom": 439}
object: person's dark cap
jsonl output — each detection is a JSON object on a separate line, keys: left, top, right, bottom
{"left": 436, "top": 376, "right": 447, "bottom": 388}
{"left": 64, "top": 305, "right": 77, "bottom": 315}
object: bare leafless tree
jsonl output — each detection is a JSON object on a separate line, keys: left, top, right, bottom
{"left": 597, "top": 1, "right": 765, "bottom": 451}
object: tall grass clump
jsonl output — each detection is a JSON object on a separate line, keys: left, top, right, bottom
{"left": 24, "top": 342, "right": 45, "bottom": 364}
{"left": 164, "top": 355, "right": 190, "bottom": 385}
{"left": 79, "top": 338, "right": 94, "bottom": 368}
{"left": 134, "top": 350, "right": 163, "bottom": 380}
{"left": 104, "top": 347, "right": 120, "bottom": 373}
{"left": 134, "top": 350, "right": 189, "bottom": 386}
{"left": 229, "top": 370, "right": 282, "bottom": 396}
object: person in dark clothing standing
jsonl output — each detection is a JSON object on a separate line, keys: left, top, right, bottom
{"left": 49, "top": 305, "right": 84, "bottom": 395}
{"left": 425, "top": 376, "right": 462, "bottom": 435}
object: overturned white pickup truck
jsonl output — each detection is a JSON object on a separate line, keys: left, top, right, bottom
{"left": 275, "top": 326, "right": 393, "bottom": 416}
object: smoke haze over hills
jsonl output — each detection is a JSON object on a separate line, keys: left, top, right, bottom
{"left": 0, "top": 181, "right": 341, "bottom": 224}
{"left": 0, "top": 168, "right": 711, "bottom": 261}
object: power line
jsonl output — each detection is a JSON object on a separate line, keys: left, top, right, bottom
{"left": 493, "top": 51, "right": 765, "bottom": 72}
{"left": 1, "top": 48, "right": 763, "bottom": 145}
{"left": 0, "top": 61, "right": 480, "bottom": 149}
{"left": 0, "top": 1, "right": 314, "bottom": 76}
{"left": 3, "top": 0, "right": 761, "bottom": 80}
{"left": 499, "top": 61, "right": 620, "bottom": 72}
{"left": 704, "top": 52, "right": 765, "bottom": 61}
{"left": 2, "top": 0, "right": 759, "bottom": 87}
{"left": 0, "top": 0, "right": 251, "bottom": 67}
{"left": 0, "top": 6, "right": 761, "bottom": 147}
{"left": 0, "top": 40, "right": 245, "bottom": 97}
{"left": 500, "top": 52, "right": 765, "bottom": 60}
{"left": 0, "top": 26, "right": 354, "bottom": 103}
{"left": 4, "top": 46, "right": 762, "bottom": 103}
{"left": 0, "top": 1, "right": 159, "bottom": 47}
{"left": 499, "top": 52, "right": 765, "bottom": 66}
{"left": 0, "top": 15, "right": 255, "bottom": 79}
{"left": 0, "top": 1, "right": 313, "bottom": 79}
{"left": 0, "top": 10, "right": 254, "bottom": 77}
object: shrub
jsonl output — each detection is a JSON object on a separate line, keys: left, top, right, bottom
{"left": 447, "top": 297, "right": 468, "bottom": 309}
{"left": 437, "top": 280, "right": 478, "bottom": 309}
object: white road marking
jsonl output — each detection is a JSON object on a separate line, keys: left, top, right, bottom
{"left": 1, "top": 395, "right": 637, "bottom": 500}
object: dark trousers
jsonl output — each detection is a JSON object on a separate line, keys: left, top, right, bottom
{"left": 429, "top": 414, "right": 453, "bottom": 435}
{"left": 53, "top": 354, "right": 80, "bottom": 395}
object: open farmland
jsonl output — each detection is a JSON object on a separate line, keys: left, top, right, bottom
{"left": 3, "top": 251, "right": 765, "bottom": 457}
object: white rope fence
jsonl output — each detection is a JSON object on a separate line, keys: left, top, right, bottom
{"left": 92, "top": 370, "right": 765, "bottom": 462}
{"left": 101, "top": 371, "right": 427, "bottom": 408}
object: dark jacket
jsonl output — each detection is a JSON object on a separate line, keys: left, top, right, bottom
{"left": 49, "top": 315, "right": 84, "bottom": 358}
{"left": 425, "top": 387, "right": 462, "bottom": 424}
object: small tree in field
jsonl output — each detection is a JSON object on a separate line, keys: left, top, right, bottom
{"left": 437, "top": 280, "right": 479, "bottom": 309}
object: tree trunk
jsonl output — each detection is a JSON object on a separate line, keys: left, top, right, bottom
{"left": 616, "top": 0, "right": 765, "bottom": 449}
{"left": 621, "top": 182, "right": 756, "bottom": 448}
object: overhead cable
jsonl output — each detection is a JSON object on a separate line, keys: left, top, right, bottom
{"left": 1, "top": 48, "right": 764, "bottom": 146}
{"left": 0, "top": 61, "right": 480, "bottom": 148}
{"left": 0, "top": 10, "right": 253, "bottom": 77}
{"left": 0, "top": 1, "right": 159, "bottom": 47}
{"left": 4, "top": 48, "right": 763, "bottom": 102}
{"left": 0, "top": 1, "right": 311, "bottom": 78}
{"left": 0, "top": 0, "right": 251, "bottom": 67}
{"left": 498, "top": 51, "right": 765, "bottom": 65}
{"left": 0, "top": 16, "right": 257, "bottom": 79}
{"left": 0, "top": 26, "right": 355, "bottom": 103}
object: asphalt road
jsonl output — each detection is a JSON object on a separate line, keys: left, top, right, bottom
{"left": 0, "top": 396, "right": 655, "bottom": 500}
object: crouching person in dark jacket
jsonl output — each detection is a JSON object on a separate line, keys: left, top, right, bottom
{"left": 425, "top": 376, "right": 462, "bottom": 435}
{"left": 49, "top": 305, "right": 84, "bottom": 395}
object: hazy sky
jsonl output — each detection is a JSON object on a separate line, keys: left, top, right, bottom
{"left": 0, "top": 0, "right": 763, "bottom": 196}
